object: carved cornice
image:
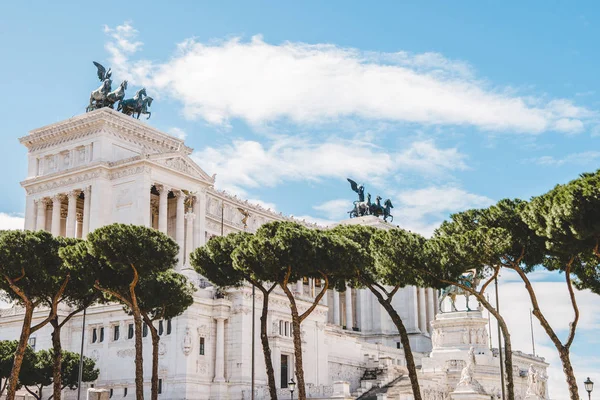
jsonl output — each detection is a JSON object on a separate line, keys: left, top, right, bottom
{"left": 20, "top": 108, "right": 192, "bottom": 154}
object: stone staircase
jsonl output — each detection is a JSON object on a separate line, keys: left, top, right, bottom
{"left": 353, "top": 355, "right": 409, "bottom": 399}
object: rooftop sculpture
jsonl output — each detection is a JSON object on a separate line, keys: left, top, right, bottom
{"left": 346, "top": 178, "right": 394, "bottom": 222}
{"left": 86, "top": 61, "right": 154, "bottom": 119}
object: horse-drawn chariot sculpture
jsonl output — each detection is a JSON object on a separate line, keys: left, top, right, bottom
{"left": 86, "top": 61, "right": 154, "bottom": 119}
{"left": 346, "top": 178, "right": 394, "bottom": 222}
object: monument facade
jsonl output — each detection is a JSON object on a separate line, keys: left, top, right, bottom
{"left": 0, "top": 108, "right": 548, "bottom": 399}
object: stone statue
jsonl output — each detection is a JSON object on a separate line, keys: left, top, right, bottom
{"left": 237, "top": 207, "right": 251, "bottom": 229}
{"left": 346, "top": 178, "right": 394, "bottom": 222}
{"left": 526, "top": 364, "right": 547, "bottom": 399}
{"left": 462, "top": 328, "right": 469, "bottom": 344}
{"left": 87, "top": 61, "right": 113, "bottom": 111}
{"left": 438, "top": 270, "right": 481, "bottom": 312}
{"left": 182, "top": 327, "right": 193, "bottom": 356}
{"left": 457, "top": 347, "right": 476, "bottom": 386}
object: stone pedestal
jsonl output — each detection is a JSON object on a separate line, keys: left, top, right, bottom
{"left": 450, "top": 390, "right": 490, "bottom": 400}
{"left": 429, "top": 310, "right": 490, "bottom": 358}
{"left": 331, "top": 381, "right": 352, "bottom": 399}
{"left": 524, "top": 395, "right": 546, "bottom": 400}
{"left": 87, "top": 388, "right": 109, "bottom": 400}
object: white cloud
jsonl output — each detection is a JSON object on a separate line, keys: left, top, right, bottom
{"left": 168, "top": 127, "right": 187, "bottom": 140}
{"left": 313, "top": 199, "right": 352, "bottom": 220}
{"left": 393, "top": 187, "right": 494, "bottom": 236}
{"left": 531, "top": 151, "right": 600, "bottom": 166}
{"left": 0, "top": 213, "right": 24, "bottom": 230}
{"left": 105, "top": 25, "right": 596, "bottom": 134}
{"left": 192, "top": 137, "right": 467, "bottom": 196}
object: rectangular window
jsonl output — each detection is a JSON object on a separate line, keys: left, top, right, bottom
{"left": 143, "top": 322, "right": 148, "bottom": 338}
{"left": 128, "top": 323, "right": 134, "bottom": 339}
{"left": 28, "top": 337, "right": 36, "bottom": 351}
{"left": 92, "top": 328, "right": 98, "bottom": 343}
{"left": 396, "top": 342, "right": 401, "bottom": 349}
{"left": 166, "top": 319, "right": 172, "bottom": 335}
{"left": 158, "top": 320, "right": 164, "bottom": 336}
{"left": 158, "top": 379, "right": 162, "bottom": 394}
{"left": 113, "top": 325, "right": 120, "bottom": 341}
{"left": 199, "top": 337, "right": 205, "bottom": 355}
{"left": 123, "top": 388, "right": 127, "bottom": 397}
{"left": 280, "top": 355, "right": 289, "bottom": 388}
{"left": 99, "top": 327, "right": 104, "bottom": 342}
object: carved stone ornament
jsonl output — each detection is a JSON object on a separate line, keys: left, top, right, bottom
{"left": 182, "top": 327, "right": 193, "bottom": 356}
{"left": 158, "top": 342, "right": 167, "bottom": 357}
{"left": 117, "top": 348, "right": 136, "bottom": 358}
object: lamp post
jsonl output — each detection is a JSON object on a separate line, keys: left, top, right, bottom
{"left": 584, "top": 377, "right": 594, "bottom": 400}
{"left": 288, "top": 378, "right": 296, "bottom": 400}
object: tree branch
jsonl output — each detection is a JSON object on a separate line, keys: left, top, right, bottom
{"left": 479, "top": 265, "right": 500, "bottom": 296}
{"left": 94, "top": 281, "right": 132, "bottom": 308}
{"left": 299, "top": 274, "right": 329, "bottom": 322}
{"left": 388, "top": 284, "right": 401, "bottom": 299}
{"left": 564, "top": 257, "right": 579, "bottom": 349}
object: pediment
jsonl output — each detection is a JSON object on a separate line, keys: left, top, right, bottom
{"left": 148, "top": 153, "right": 214, "bottom": 183}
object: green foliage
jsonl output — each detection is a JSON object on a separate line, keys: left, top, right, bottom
{"left": 16, "top": 348, "right": 97, "bottom": 396}
{"left": 86, "top": 224, "right": 179, "bottom": 277}
{"left": 0, "top": 230, "right": 71, "bottom": 304}
{"left": 0, "top": 341, "right": 35, "bottom": 384}
{"left": 136, "top": 269, "right": 196, "bottom": 320}
{"left": 433, "top": 199, "right": 546, "bottom": 273}
{"left": 370, "top": 228, "right": 433, "bottom": 288}
{"left": 521, "top": 171, "right": 600, "bottom": 293}
{"left": 190, "top": 233, "right": 249, "bottom": 288}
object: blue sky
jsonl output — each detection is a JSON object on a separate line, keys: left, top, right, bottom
{"left": 1, "top": 1, "right": 599, "bottom": 397}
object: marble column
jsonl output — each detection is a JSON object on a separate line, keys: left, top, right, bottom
{"left": 184, "top": 212, "right": 196, "bottom": 267}
{"left": 296, "top": 280, "right": 303, "bottom": 295}
{"left": 175, "top": 191, "right": 186, "bottom": 269}
{"left": 214, "top": 317, "right": 226, "bottom": 382}
{"left": 345, "top": 285, "right": 353, "bottom": 329}
{"left": 434, "top": 289, "right": 440, "bottom": 314}
{"left": 418, "top": 287, "right": 427, "bottom": 333}
{"left": 193, "top": 190, "right": 207, "bottom": 248}
{"left": 66, "top": 190, "right": 79, "bottom": 238}
{"left": 35, "top": 198, "right": 49, "bottom": 231}
{"left": 24, "top": 196, "right": 36, "bottom": 231}
{"left": 158, "top": 185, "right": 169, "bottom": 234}
{"left": 426, "top": 288, "right": 436, "bottom": 334}
{"left": 82, "top": 186, "right": 91, "bottom": 238}
{"left": 51, "top": 195, "right": 63, "bottom": 236}
{"left": 333, "top": 290, "right": 340, "bottom": 326}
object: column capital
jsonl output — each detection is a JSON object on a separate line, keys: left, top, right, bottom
{"left": 83, "top": 185, "right": 91, "bottom": 196}
{"left": 67, "top": 190, "right": 81, "bottom": 200}
{"left": 173, "top": 189, "right": 185, "bottom": 199}
{"left": 156, "top": 184, "right": 171, "bottom": 194}
{"left": 36, "top": 197, "right": 51, "bottom": 206}
{"left": 51, "top": 194, "right": 65, "bottom": 204}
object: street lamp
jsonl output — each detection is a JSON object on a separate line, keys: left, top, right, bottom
{"left": 584, "top": 377, "right": 594, "bottom": 400}
{"left": 288, "top": 378, "right": 296, "bottom": 400}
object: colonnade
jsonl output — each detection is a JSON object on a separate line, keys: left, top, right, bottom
{"left": 32, "top": 186, "right": 91, "bottom": 238}
{"left": 151, "top": 185, "right": 206, "bottom": 269}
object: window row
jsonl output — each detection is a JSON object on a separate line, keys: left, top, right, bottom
{"left": 91, "top": 320, "right": 172, "bottom": 343}
{"left": 278, "top": 321, "right": 293, "bottom": 338}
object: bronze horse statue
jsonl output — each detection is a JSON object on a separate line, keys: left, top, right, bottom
{"left": 438, "top": 270, "right": 480, "bottom": 312}
{"left": 118, "top": 88, "right": 147, "bottom": 117}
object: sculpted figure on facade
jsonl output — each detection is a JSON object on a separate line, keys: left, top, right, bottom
{"left": 526, "top": 364, "right": 547, "bottom": 399}
{"left": 461, "top": 328, "right": 469, "bottom": 344}
{"left": 182, "top": 327, "right": 193, "bottom": 356}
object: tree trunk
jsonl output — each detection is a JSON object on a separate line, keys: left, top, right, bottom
{"left": 6, "top": 304, "right": 33, "bottom": 400}
{"left": 50, "top": 317, "right": 63, "bottom": 400}
{"left": 373, "top": 295, "right": 422, "bottom": 400}
{"left": 141, "top": 314, "right": 159, "bottom": 400}
{"left": 557, "top": 346, "right": 578, "bottom": 400}
{"left": 133, "top": 311, "right": 145, "bottom": 400}
{"left": 259, "top": 290, "right": 277, "bottom": 400}
{"left": 495, "top": 308, "right": 515, "bottom": 400}
{"left": 280, "top": 284, "right": 307, "bottom": 400}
